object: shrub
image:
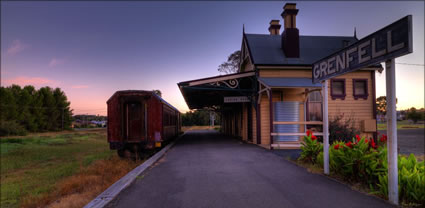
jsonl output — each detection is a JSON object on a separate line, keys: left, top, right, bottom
{"left": 329, "top": 114, "right": 360, "bottom": 143}
{"left": 299, "top": 130, "right": 322, "bottom": 164}
{"left": 301, "top": 132, "right": 425, "bottom": 206}
{"left": 0, "top": 120, "right": 28, "bottom": 136}
{"left": 376, "top": 154, "right": 425, "bottom": 205}
{"left": 406, "top": 107, "right": 424, "bottom": 124}
{"left": 329, "top": 136, "right": 386, "bottom": 183}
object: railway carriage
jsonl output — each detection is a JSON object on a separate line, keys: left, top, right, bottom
{"left": 107, "top": 90, "right": 181, "bottom": 158}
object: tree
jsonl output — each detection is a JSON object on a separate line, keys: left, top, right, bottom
{"left": 406, "top": 107, "right": 424, "bottom": 123}
{"left": 153, "top": 89, "right": 162, "bottom": 97}
{"left": 217, "top": 50, "right": 241, "bottom": 74}
{"left": 0, "top": 85, "right": 74, "bottom": 135}
{"left": 376, "top": 96, "right": 398, "bottom": 115}
{"left": 181, "top": 110, "right": 215, "bottom": 126}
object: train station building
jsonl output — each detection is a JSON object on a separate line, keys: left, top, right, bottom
{"left": 178, "top": 3, "right": 381, "bottom": 149}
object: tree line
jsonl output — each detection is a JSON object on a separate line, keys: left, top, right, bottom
{"left": 181, "top": 110, "right": 220, "bottom": 126}
{"left": 0, "top": 85, "right": 73, "bottom": 136}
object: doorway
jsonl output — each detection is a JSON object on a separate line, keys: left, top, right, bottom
{"left": 125, "top": 101, "right": 145, "bottom": 141}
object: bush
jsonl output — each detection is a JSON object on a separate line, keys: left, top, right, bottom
{"left": 406, "top": 107, "right": 424, "bottom": 124}
{"left": 299, "top": 130, "right": 322, "bottom": 164}
{"left": 376, "top": 154, "right": 425, "bottom": 205}
{"left": 301, "top": 132, "right": 425, "bottom": 205}
{"left": 329, "top": 114, "right": 360, "bottom": 143}
{"left": 0, "top": 120, "right": 28, "bottom": 136}
{"left": 329, "top": 136, "right": 386, "bottom": 184}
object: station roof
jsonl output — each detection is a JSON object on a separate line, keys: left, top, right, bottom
{"left": 258, "top": 77, "right": 322, "bottom": 88}
{"left": 245, "top": 34, "right": 358, "bottom": 66}
{"left": 178, "top": 71, "right": 256, "bottom": 109}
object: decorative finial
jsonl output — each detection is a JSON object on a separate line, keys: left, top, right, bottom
{"left": 354, "top": 27, "right": 357, "bottom": 39}
{"left": 243, "top": 24, "right": 245, "bottom": 34}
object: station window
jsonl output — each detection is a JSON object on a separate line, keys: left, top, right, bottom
{"left": 330, "top": 79, "right": 346, "bottom": 100}
{"left": 353, "top": 79, "right": 368, "bottom": 100}
{"left": 307, "top": 91, "right": 322, "bottom": 121}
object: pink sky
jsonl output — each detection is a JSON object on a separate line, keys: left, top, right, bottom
{"left": 1, "top": 2, "right": 424, "bottom": 115}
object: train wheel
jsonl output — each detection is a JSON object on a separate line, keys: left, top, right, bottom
{"left": 117, "top": 144, "right": 143, "bottom": 160}
{"left": 124, "top": 149, "right": 135, "bottom": 160}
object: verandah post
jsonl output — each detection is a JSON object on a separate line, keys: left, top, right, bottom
{"left": 385, "top": 58, "right": 399, "bottom": 205}
{"left": 322, "top": 80, "right": 329, "bottom": 175}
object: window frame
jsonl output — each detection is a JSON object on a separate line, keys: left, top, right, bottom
{"left": 352, "top": 79, "right": 369, "bottom": 100}
{"left": 306, "top": 91, "right": 323, "bottom": 121}
{"left": 330, "top": 78, "right": 346, "bottom": 100}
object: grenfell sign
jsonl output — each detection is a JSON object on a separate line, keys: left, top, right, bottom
{"left": 312, "top": 15, "right": 412, "bottom": 83}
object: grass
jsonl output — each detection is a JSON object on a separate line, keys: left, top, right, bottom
{"left": 181, "top": 125, "right": 220, "bottom": 132}
{"left": 0, "top": 129, "right": 143, "bottom": 208}
{"left": 377, "top": 120, "right": 425, "bottom": 130}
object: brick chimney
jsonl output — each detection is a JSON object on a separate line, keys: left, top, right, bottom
{"left": 268, "top": 20, "right": 281, "bottom": 35}
{"left": 281, "top": 3, "right": 300, "bottom": 58}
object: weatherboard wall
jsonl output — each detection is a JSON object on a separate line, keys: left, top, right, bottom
{"left": 327, "top": 70, "right": 376, "bottom": 139}
{"left": 254, "top": 68, "right": 376, "bottom": 147}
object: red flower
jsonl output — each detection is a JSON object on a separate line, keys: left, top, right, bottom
{"left": 365, "top": 139, "right": 369, "bottom": 143}
{"left": 380, "top": 134, "right": 387, "bottom": 143}
{"left": 311, "top": 135, "right": 317, "bottom": 141}
{"left": 306, "top": 130, "right": 313, "bottom": 137}
{"left": 356, "top": 135, "right": 361, "bottom": 143}
{"left": 345, "top": 141, "right": 353, "bottom": 148}
{"left": 370, "top": 139, "right": 377, "bottom": 149}
{"left": 334, "top": 144, "right": 340, "bottom": 150}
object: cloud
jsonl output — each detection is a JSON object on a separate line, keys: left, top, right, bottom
{"left": 71, "top": 85, "right": 89, "bottom": 89}
{"left": 49, "top": 58, "right": 66, "bottom": 67}
{"left": 2, "top": 76, "right": 58, "bottom": 87}
{"left": 6, "top": 40, "right": 27, "bottom": 55}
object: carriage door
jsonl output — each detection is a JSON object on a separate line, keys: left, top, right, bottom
{"left": 125, "top": 102, "right": 144, "bottom": 141}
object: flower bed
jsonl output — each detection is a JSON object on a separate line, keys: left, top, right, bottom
{"left": 299, "top": 131, "right": 425, "bottom": 206}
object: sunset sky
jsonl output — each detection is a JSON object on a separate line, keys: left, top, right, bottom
{"left": 1, "top": 1, "right": 424, "bottom": 115}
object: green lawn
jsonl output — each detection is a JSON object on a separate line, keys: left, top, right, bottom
{"left": 377, "top": 120, "right": 425, "bottom": 130}
{"left": 0, "top": 130, "right": 114, "bottom": 208}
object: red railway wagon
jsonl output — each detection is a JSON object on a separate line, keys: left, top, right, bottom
{"left": 107, "top": 90, "right": 181, "bottom": 157}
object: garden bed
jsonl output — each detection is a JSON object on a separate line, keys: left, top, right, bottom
{"left": 296, "top": 131, "right": 425, "bottom": 207}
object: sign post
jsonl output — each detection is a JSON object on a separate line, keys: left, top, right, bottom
{"left": 312, "top": 15, "right": 412, "bottom": 205}
{"left": 322, "top": 80, "right": 329, "bottom": 175}
{"left": 386, "top": 59, "right": 398, "bottom": 204}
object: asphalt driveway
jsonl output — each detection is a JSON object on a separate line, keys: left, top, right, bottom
{"left": 379, "top": 128, "right": 424, "bottom": 156}
{"left": 108, "top": 130, "right": 393, "bottom": 208}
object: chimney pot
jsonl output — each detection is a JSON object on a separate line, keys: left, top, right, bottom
{"left": 268, "top": 20, "right": 281, "bottom": 35}
{"left": 281, "top": 3, "right": 300, "bottom": 58}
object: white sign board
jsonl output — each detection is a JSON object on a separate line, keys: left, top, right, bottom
{"left": 224, "top": 96, "right": 250, "bottom": 103}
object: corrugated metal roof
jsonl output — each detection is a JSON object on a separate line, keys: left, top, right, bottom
{"left": 245, "top": 34, "right": 358, "bottom": 65}
{"left": 258, "top": 77, "right": 322, "bottom": 88}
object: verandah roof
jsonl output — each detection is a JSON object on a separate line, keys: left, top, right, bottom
{"left": 258, "top": 77, "right": 321, "bottom": 88}
{"left": 178, "top": 71, "right": 256, "bottom": 109}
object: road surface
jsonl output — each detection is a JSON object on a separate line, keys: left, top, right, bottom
{"left": 108, "top": 130, "right": 393, "bottom": 208}
{"left": 379, "top": 128, "right": 424, "bottom": 156}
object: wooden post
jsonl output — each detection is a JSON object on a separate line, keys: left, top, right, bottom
{"left": 269, "top": 89, "right": 274, "bottom": 149}
{"left": 322, "top": 80, "right": 329, "bottom": 175}
{"left": 385, "top": 59, "right": 398, "bottom": 205}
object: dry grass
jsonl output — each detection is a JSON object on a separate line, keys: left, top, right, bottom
{"left": 20, "top": 156, "right": 143, "bottom": 208}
